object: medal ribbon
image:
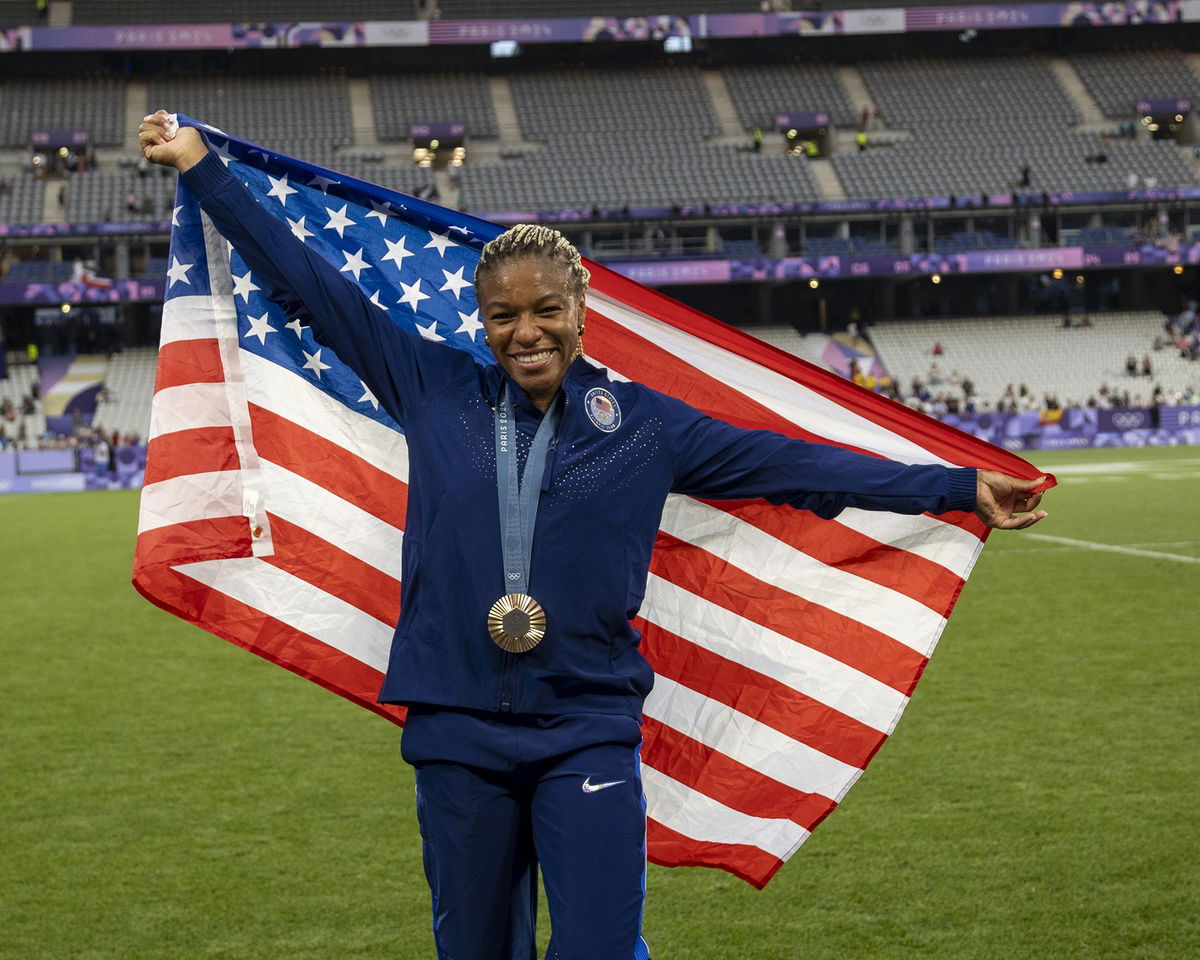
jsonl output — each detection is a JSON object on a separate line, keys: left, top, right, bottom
{"left": 495, "top": 384, "right": 562, "bottom": 598}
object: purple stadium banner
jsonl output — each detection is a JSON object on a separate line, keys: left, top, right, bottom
{"left": 1137, "top": 98, "right": 1193, "bottom": 116}
{"left": 0, "top": 221, "right": 171, "bottom": 238}
{"left": 410, "top": 123, "right": 466, "bottom": 140}
{"left": 775, "top": 112, "right": 832, "bottom": 131}
{"left": 0, "top": 279, "right": 165, "bottom": 308}
{"left": 426, "top": 15, "right": 691, "bottom": 45}
{"left": 608, "top": 237, "right": 1196, "bottom": 286}
{"left": 0, "top": 446, "right": 147, "bottom": 495}
{"left": 1159, "top": 404, "right": 1200, "bottom": 430}
{"left": 31, "top": 130, "right": 89, "bottom": 148}
{"left": 939, "top": 407, "right": 1200, "bottom": 450}
{"left": 3, "top": 3, "right": 1195, "bottom": 52}
{"left": 905, "top": 1, "right": 1179, "bottom": 31}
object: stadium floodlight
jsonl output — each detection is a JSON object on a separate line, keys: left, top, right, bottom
{"left": 931, "top": 274, "right": 942, "bottom": 284}
{"left": 664, "top": 35, "right": 692, "bottom": 54}
{"left": 490, "top": 40, "right": 519, "bottom": 58}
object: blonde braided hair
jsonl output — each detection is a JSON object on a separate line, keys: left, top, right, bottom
{"left": 475, "top": 224, "right": 590, "bottom": 357}
{"left": 475, "top": 224, "right": 591, "bottom": 298}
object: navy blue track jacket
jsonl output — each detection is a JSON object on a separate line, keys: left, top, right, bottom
{"left": 183, "top": 153, "right": 978, "bottom": 720}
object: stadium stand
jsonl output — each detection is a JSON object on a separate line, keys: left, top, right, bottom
{"left": 64, "top": 169, "right": 177, "bottom": 223}
{"left": 831, "top": 55, "right": 1197, "bottom": 197}
{"left": 145, "top": 70, "right": 354, "bottom": 148}
{"left": 1069, "top": 46, "right": 1200, "bottom": 119}
{"left": 0, "top": 354, "right": 45, "bottom": 442}
{"left": 0, "top": 173, "right": 45, "bottom": 225}
{"left": 92, "top": 347, "right": 157, "bottom": 442}
{"left": 510, "top": 64, "right": 720, "bottom": 141}
{"left": 370, "top": 72, "right": 498, "bottom": 141}
{"left": 0, "top": 74, "right": 127, "bottom": 148}
{"left": 457, "top": 62, "right": 830, "bottom": 212}
{"left": 723, "top": 60, "right": 858, "bottom": 131}
{"left": 458, "top": 135, "right": 824, "bottom": 212}
{"left": 867, "top": 313, "right": 1198, "bottom": 407}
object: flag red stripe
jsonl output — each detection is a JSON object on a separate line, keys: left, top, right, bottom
{"left": 639, "top": 619, "right": 886, "bottom": 767}
{"left": 642, "top": 717, "right": 837, "bottom": 830}
{"left": 713, "top": 500, "right": 966, "bottom": 613}
{"left": 587, "top": 309, "right": 875, "bottom": 453}
{"left": 132, "top": 558, "right": 405, "bottom": 726}
{"left": 259, "top": 512, "right": 401, "bottom": 627}
{"left": 248, "top": 404, "right": 409, "bottom": 529}
{"left": 144, "top": 426, "right": 240, "bottom": 486}
{"left": 648, "top": 534, "right": 927, "bottom": 695}
{"left": 646, "top": 818, "right": 783, "bottom": 889}
{"left": 134, "top": 515, "right": 252, "bottom": 573}
{"left": 154, "top": 337, "right": 225, "bottom": 392}
{"left": 588, "top": 265, "right": 1056, "bottom": 487}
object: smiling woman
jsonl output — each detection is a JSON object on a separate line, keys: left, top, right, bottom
{"left": 475, "top": 224, "right": 590, "bottom": 411}
{"left": 138, "top": 110, "right": 1047, "bottom": 960}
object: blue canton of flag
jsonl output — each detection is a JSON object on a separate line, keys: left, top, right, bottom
{"left": 167, "top": 114, "right": 501, "bottom": 436}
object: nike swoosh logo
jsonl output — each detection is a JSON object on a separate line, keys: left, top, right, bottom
{"left": 581, "top": 777, "right": 626, "bottom": 794}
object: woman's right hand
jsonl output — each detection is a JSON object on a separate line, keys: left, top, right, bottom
{"left": 139, "top": 110, "right": 208, "bottom": 173}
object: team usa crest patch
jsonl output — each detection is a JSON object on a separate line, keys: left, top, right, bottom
{"left": 584, "top": 387, "right": 621, "bottom": 433}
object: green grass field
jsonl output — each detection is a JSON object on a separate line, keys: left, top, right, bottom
{"left": 2, "top": 445, "right": 1197, "bottom": 960}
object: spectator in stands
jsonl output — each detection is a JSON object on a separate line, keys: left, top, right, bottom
{"left": 1125, "top": 354, "right": 1138, "bottom": 376}
{"left": 751, "top": 126, "right": 762, "bottom": 153}
{"left": 1019, "top": 163, "right": 1032, "bottom": 188}
{"left": 125, "top": 191, "right": 140, "bottom": 215}
{"left": 855, "top": 131, "right": 867, "bottom": 152}
{"left": 1142, "top": 354, "right": 1153, "bottom": 377}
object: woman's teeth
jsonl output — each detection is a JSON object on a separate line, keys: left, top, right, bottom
{"left": 515, "top": 350, "right": 553, "bottom": 365}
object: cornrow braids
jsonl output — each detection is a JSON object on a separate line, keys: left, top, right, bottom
{"left": 475, "top": 223, "right": 591, "bottom": 297}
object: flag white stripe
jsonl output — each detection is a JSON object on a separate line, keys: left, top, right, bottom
{"left": 645, "top": 675, "right": 863, "bottom": 799}
{"left": 241, "top": 350, "right": 411, "bottom": 480}
{"left": 592, "top": 291, "right": 950, "bottom": 467}
{"left": 836, "top": 507, "right": 982, "bottom": 576}
{"left": 176, "top": 556, "right": 394, "bottom": 670}
{"left": 641, "top": 574, "right": 907, "bottom": 732}
{"left": 159, "top": 294, "right": 225, "bottom": 345}
{"left": 641, "top": 766, "right": 807, "bottom": 862}
{"left": 149, "top": 382, "right": 233, "bottom": 439}
{"left": 660, "top": 496, "right": 946, "bottom": 649}
{"left": 139, "top": 470, "right": 245, "bottom": 534}
{"left": 257, "top": 459, "right": 406, "bottom": 581}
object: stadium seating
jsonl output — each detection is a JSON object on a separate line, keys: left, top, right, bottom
{"left": 370, "top": 71, "right": 498, "bottom": 141}
{"left": 866, "top": 312, "right": 1197, "bottom": 406}
{"left": 146, "top": 70, "right": 354, "bottom": 148}
{"left": 0, "top": 354, "right": 45, "bottom": 441}
{"left": 510, "top": 64, "right": 720, "bottom": 141}
{"left": 0, "top": 173, "right": 45, "bottom": 224}
{"left": 723, "top": 60, "right": 858, "bottom": 130}
{"left": 93, "top": 347, "right": 157, "bottom": 442}
{"left": 458, "top": 136, "right": 823, "bottom": 212}
{"left": 1069, "top": 46, "right": 1200, "bottom": 119}
{"left": 0, "top": 74, "right": 126, "bottom": 147}
{"left": 64, "top": 169, "right": 177, "bottom": 223}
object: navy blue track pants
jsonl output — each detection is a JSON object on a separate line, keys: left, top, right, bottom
{"left": 401, "top": 708, "right": 652, "bottom": 960}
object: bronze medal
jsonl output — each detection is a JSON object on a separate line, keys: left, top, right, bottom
{"left": 487, "top": 593, "right": 546, "bottom": 654}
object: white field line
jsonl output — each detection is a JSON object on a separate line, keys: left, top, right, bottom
{"left": 1023, "top": 533, "right": 1200, "bottom": 565}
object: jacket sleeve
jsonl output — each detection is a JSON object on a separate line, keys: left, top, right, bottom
{"left": 653, "top": 391, "right": 978, "bottom": 519}
{"left": 181, "top": 151, "right": 477, "bottom": 425}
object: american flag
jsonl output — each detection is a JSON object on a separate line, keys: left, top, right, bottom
{"left": 133, "top": 118, "right": 1046, "bottom": 888}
